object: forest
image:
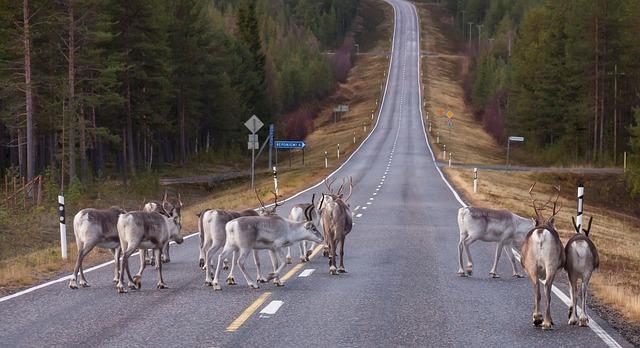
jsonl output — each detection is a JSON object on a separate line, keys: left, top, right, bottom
{"left": 0, "top": 0, "right": 358, "bottom": 185}
{"left": 439, "top": 0, "right": 640, "bottom": 173}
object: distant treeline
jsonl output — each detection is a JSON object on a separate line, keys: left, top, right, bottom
{"left": 438, "top": 0, "right": 640, "bottom": 166}
{"left": 0, "top": 0, "right": 358, "bottom": 183}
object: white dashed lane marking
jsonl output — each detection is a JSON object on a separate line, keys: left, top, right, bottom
{"left": 356, "top": 213, "right": 363, "bottom": 218}
{"left": 259, "top": 301, "right": 284, "bottom": 317}
{"left": 298, "top": 269, "right": 315, "bottom": 277}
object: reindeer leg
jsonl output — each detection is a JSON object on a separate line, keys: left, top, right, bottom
{"left": 253, "top": 250, "right": 266, "bottom": 284}
{"left": 568, "top": 273, "right": 579, "bottom": 325}
{"left": 156, "top": 247, "right": 167, "bottom": 289}
{"left": 338, "top": 237, "right": 347, "bottom": 273}
{"left": 112, "top": 247, "right": 121, "bottom": 283}
{"left": 489, "top": 241, "right": 504, "bottom": 278}
{"left": 212, "top": 248, "right": 233, "bottom": 291}
{"left": 542, "top": 272, "right": 556, "bottom": 330}
{"left": 200, "top": 235, "right": 212, "bottom": 269}
{"left": 306, "top": 242, "right": 315, "bottom": 260}
{"left": 579, "top": 272, "right": 592, "bottom": 327}
{"left": 530, "top": 274, "right": 542, "bottom": 326}
{"left": 285, "top": 246, "right": 293, "bottom": 264}
{"left": 204, "top": 242, "right": 221, "bottom": 286}
{"left": 132, "top": 249, "right": 147, "bottom": 289}
{"left": 299, "top": 242, "right": 307, "bottom": 263}
{"left": 70, "top": 241, "right": 94, "bottom": 289}
{"left": 162, "top": 243, "right": 170, "bottom": 263}
{"left": 457, "top": 237, "right": 467, "bottom": 277}
{"left": 267, "top": 248, "right": 287, "bottom": 286}
{"left": 504, "top": 243, "right": 523, "bottom": 278}
{"left": 463, "top": 237, "right": 475, "bottom": 275}
{"left": 328, "top": 239, "right": 337, "bottom": 275}
{"left": 117, "top": 241, "right": 139, "bottom": 294}
{"left": 237, "top": 249, "right": 259, "bottom": 289}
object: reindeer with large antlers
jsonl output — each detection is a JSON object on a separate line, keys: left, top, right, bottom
{"left": 565, "top": 216, "right": 599, "bottom": 327}
{"left": 321, "top": 176, "right": 354, "bottom": 275}
{"left": 521, "top": 183, "right": 565, "bottom": 330}
{"left": 286, "top": 194, "right": 323, "bottom": 263}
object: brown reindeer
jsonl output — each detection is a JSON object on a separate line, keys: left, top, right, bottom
{"left": 520, "top": 183, "right": 565, "bottom": 330}
{"left": 321, "top": 177, "right": 353, "bottom": 275}
{"left": 566, "top": 216, "right": 599, "bottom": 327}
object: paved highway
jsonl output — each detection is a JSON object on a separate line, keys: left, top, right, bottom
{"left": 0, "top": 1, "right": 631, "bottom": 347}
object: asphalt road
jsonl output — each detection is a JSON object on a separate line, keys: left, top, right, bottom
{"left": 0, "top": 1, "right": 632, "bottom": 347}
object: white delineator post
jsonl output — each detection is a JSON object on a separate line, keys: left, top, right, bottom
{"left": 576, "top": 184, "right": 584, "bottom": 228}
{"left": 436, "top": 131, "right": 440, "bottom": 144}
{"left": 272, "top": 166, "right": 279, "bottom": 196}
{"left": 442, "top": 144, "right": 446, "bottom": 160}
{"left": 473, "top": 167, "right": 478, "bottom": 193}
{"left": 58, "top": 194, "right": 67, "bottom": 259}
{"left": 448, "top": 152, "right": 452, "bottom": 167}
{"left": 324, "top": 151, "right": 328, "bottom": 168}
{"left": 337, "top": 144, "right": 340, "bottom": 159}
{"left": 353, "top": 131, "right": 356, "bottom": 144}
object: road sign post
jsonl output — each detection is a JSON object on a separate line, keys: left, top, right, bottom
{"left": 58, "top": 194, "right": 67, "bottom": 259}
{"left": 506, "top": 135, "right": 525, "bottom": 170}
{"left": 245, "top": 115, "right": 264, "bottom": 189}
{"left": 268, "top": 124, "right": 274, "bottom": 169}
{"left": 273, "top": 166, "right": 279, "bottom": 196}
{"left": 576, "top": 184, "right": 584, "bottom": 229}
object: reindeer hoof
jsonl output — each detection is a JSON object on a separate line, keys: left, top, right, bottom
{"left": 79, "top": 280, "right": 90, "bottom": 287}
{"left": 541, "top": 322, "right": 553, "bottom": 330}
{"left": 157, "top": 283, "right": 167, "bottom": 289}
{"left": 533, "top": 313, "right": 543, "bottom": 326}
{"left": 286, "top": 257, "right": 293, "bottom": 264}
{"left": 338, "top": 267, "right": 347, "bottom": 273}
{"left": 306, "top": 250, "right": 313, "bottom": 258}
{"left": 204, "top": 280, "right": 212, "bottom": 286}
{"left": 568, "top": 318, "right": 578, "bottom": 325}
{"left": 456, "top": 270, "right": 467, "bottom": 277}
{"left": 68, "top": 280, "right": 78, "bottom": 289}
{"left": 329, "top": 266, "right": 337, "bottom": 275}
{"left": 466, "top": 269, "right": 473, "bottom": 276}
{"left": 226, "top": 277, "right": 236, "bottom": 285}
{"left": 199, "top": 259, "right": 205, "bottom": 268}
{"left": 579, "top": 317, "right": 589, "bottom": 327}
{"left": 132, "top": 275, "right": 142, "bottom": 289}
{"left": 223, "top": 265, "right": 229, "bottom": 271}
{"left": 273, "top": 279, "right": 284, "bottom": 287}
{"left": 323, "top": 251, "right": 329, "bottom": 257}
{"left": 249, "top": 283, "right": 260, "bottom": 289}
{"left": 212, "top": 283, "right": 222, "bottom": 291}
{"left": 116, "top": 285, "right": 127, "bottom": 294}
{"left": 300, "top": 256, "right": 307, "bottom": 263}
{"left": 490, "top": 272, "right": 500, "bottom": 278}
{"left": 514, "top": 274, "right": 524, "bottom": 278}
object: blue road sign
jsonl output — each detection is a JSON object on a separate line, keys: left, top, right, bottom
{"left": 274, "top": 140, "right": 306, "bottom": 149}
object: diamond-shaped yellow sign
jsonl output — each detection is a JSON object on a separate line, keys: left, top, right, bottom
{"left": 446, "top": 111, "right": 454, "bottom": 119}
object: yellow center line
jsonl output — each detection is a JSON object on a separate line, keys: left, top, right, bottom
{"left": 225, "top": 244, "right": 324, "bottom": 333}
{"left": 225, "top": 292, "right": 271, "bottom": 333}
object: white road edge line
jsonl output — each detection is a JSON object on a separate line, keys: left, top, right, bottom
{"left": 409, "top": 2, "right": 622, "bottom": 347}
{"left": 259, "top": 300, "right": 284, "bottom": 316}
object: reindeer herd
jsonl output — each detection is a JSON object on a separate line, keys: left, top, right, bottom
{"left": 68, "top": 176, "right": 354, "bottom": 294}
{"left": 68, "top": 176, "right": 599, "bottom": 332}
{"left": 458, "top": 183, "right": 600, "bottom": 331}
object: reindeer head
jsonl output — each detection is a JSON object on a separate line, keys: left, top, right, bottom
{"left": 571, "top": 216, "right": 593, "bottom": 237}
{"left": 255, "top": 189, "right": 282, "bottom": 216}
{"left": 160, "top": 190, "right": 183, "bottom": 225}
{"left": 528, "top": 182, "right": 562, "bottom": 228}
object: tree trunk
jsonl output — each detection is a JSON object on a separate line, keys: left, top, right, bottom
{"left": 79, "top": 107, "right": 87, "bottom": 181}
{"left": 180, "top": 93, "right": 186, "bottom": 166}
{"left": 592, "top": 14, "right": 598, "bottom": 161}
{"left": 23, "top": 0, "right": 35, "bottom": 179}
{"left": 125, "top": 71, "right": 135, "bottom": 175}
{"left": 68, "top": 0, "right": 76, "bottom": 181}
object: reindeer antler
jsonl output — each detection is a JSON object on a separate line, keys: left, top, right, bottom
{"left": 528, "top": 182, "right": 543, "bottom": 220}
{"left": 255, "top": 188, "right": 267, "bottom": 209}
{"left": 344, "top": 176, "right": 353, "bottom": 202}
{"left": 583, "top": 216, "right": 593, "bottom": 236}
{"left": 549, "top": 185, "right": 562, "bottom": 220}
{"left": 325, "top": 177, "right": 337, "bottom": 194}
{"left": 571, "top": 216, "right": 581, "bottom": 234}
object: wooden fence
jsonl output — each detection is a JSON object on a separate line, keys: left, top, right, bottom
{"left": 3, "top": 175, "right": 43, "bottom": 209}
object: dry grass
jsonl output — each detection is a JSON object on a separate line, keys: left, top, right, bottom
{"left": 417, "top": 3, "right": 640, "bottom": 324}
{"left": 0, "top": 0, "right": 393, "bottom": 295}
{"left": 418, "top": 4, "right": 503, "bottom": 165}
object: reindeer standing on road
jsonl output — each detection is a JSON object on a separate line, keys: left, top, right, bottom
{"left": 521, "top": 183, "right": 565, "bottom": 330}
{"left": 321, "top": 177, "right": 353, "bottom": 275}
{"left": 566, "top": 216, "right": 599, "bottom": 327}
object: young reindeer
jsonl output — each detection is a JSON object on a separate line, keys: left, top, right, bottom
{"left": 212, "top": 205, "right": 323, "bottom": 290}
{"left": 116, "top": 206, "right": 184, "bottom": 293}
{"left": 142, "top": 191, "right": 183, "bottom": 264}
{"left": 566, "top": 216, "right": 599, "bottom": 327}
{"left": 521, "top": 183, "right": 565, "bottom": 330}
{"left": 287, "top": 194, "right": 323, "bottom": 263}
{"left": 68, "top": 206, "right": 127, "bottom": 289}
{"left": 199, "top": 190, "right": 281, "bottom": 287}
{"left": 321, "top": 177, "right": 354, "bottom": 275}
